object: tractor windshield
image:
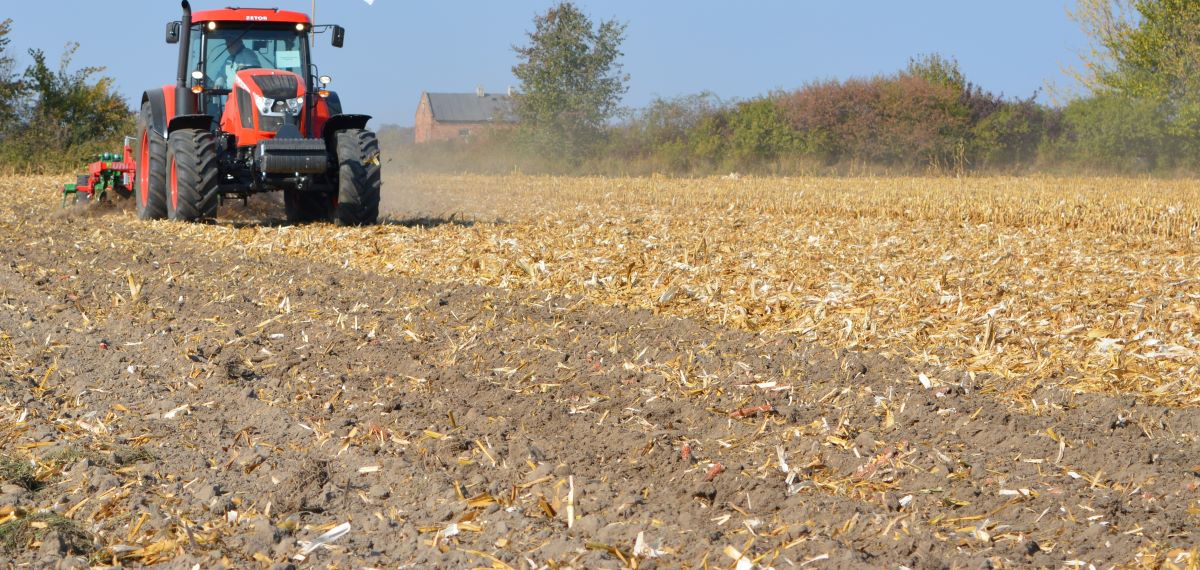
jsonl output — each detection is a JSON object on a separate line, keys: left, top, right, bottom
{"left": 199, "top": 27, "right": 309, "bottom": 90}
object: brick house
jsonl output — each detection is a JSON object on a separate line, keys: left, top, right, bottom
{"left": 413, "top": 88, "right": 517, "bottom": 143}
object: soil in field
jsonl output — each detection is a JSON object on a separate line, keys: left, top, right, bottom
{"left": 380, "top": 163, "right": 512, "bottom": 223}
{"left": 0, "top": 175, "right": 1196, "bottom": 568}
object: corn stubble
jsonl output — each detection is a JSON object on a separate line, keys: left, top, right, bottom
{"left": 319, "top": 174, "right": 1199, "bottom": 408}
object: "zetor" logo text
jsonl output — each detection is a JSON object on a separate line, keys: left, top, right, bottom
{"left": 244, "top": 15, "right": 268, "bottom": 21}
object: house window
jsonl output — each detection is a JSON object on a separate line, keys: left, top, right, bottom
{"left": 458, "top": 128, "right": 471, "bottom": 138}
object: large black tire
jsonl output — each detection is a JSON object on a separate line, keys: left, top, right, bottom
{"left": 135, "top": 102, "right": 167, "bottom": 220}
{"left": 166, "top": 129, "right": 219, "bottom": 222}
{"left": 333, "top": 129, "right": 380, "bottom": 226}
{"left": 284, "top": 189, "right": 334, "bottom": 224}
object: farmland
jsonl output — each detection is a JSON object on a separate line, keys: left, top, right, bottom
{"left": 1, "top": 171, "right": 1198, "bottom": 568}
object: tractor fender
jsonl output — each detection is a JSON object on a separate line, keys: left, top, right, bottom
{"left": 168, "top": 114, "right": 215, "bottom": 134}
{"left": 142, "top": 88, "right": 170, "bottom": 136}
{"left": 322, "top": 114, "right": 372, "bottom": 143}
{"left": 310, "top": 91, "right": 343, "bottom": 137}
{"left": 323, "top": 91, "right": 344, "bottom": 116}
{"left": 144, "top": 85, "right": 200, "bottom": 137}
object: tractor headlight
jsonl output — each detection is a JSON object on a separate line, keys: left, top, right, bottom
{"left": 252, "top": 93, "right": 304, "bottom": 116}
{"left": 252, "top": 93, "right": 275, "bottom": 115}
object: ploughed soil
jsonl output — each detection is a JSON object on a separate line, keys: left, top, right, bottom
{"left": 0, "top": 176, "right": 1197, "bottom": 569}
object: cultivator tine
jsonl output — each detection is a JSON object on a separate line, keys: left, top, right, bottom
{"left": 61, "top": 183, "right": 75, "bottom": 208}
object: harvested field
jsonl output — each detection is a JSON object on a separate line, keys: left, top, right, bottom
{"left": 0, "top": 172, "right": 1198, "bottom": 568}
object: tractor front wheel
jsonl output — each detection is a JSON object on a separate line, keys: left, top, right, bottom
{"left": 135, "top": 102, "right": 167, "bottom": 220}
{"left": 166, "top": 129, "right": 219, "bottom": 222}
{"left": 333, "top": 129, "right": 381, "bottom": 226}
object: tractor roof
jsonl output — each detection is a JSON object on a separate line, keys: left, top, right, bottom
{"left": 191, "top": 8, "right": 310, "bottom": 25}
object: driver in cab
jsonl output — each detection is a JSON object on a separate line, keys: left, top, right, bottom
{"left": 215, "top": 38, "right": 265, "bottom": 89}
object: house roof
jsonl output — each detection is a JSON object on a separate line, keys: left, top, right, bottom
{"left": 425, "top": 92, "right": 517, "bottom": 123}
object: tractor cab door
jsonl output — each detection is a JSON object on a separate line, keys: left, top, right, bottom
{"left": 182, "top": 27, "right": 229, "bottom": 123}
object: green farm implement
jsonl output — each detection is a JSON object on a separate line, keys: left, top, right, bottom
{"left": 61, "top": 137, "right": 137, "bottom": 206}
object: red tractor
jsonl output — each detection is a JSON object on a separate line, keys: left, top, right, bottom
{"left": 136, "top": 1, "right": 379, "bottom": 224}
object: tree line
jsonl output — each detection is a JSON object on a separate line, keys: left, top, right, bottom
{"left": 587, "top": 54, "right": 1182, "bottom": 175}
{"left": 394, "top": 1, "right": 1200, "bottom": 176}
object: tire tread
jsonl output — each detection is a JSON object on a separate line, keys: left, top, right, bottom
{"left": 167, "top": 129, "right": 219, "bottom": 221}
{"left": 135, "top": 102, "right": 168, "bottom": 220}
{"left": 334, "top": 129, "right": 381, "bottom": 226}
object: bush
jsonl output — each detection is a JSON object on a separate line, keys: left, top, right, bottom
{"left": 725, "top": 97, "right": 797, "bottom": 168}
{"left": 1055, "top": 94, "right": 1172, "bottom": 171}
{"left": 619, "top": 92, "right": 724, "bottom": 172}
{"left": 778, "top": 73, "right": 969, "bottom": 170}
{"left": 972, "top": 99, "right": 1047, "bottom": 168}
{"left": 688, "top": 112, "right": 729, "bottom": 170}
{"left": 639, "top": 93, "right": 720, "bottom": 147}
{"left": 778, "top": 78, "right": 869, "bottom": 163}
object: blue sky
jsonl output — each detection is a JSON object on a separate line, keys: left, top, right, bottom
{"left": 4, "top": 1, "right": 1088, "bottom": 126}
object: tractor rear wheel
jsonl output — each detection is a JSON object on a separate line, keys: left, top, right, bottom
{"left": 166, "top": 129, "right": 219, "bottom": 222}
{"left": 284, "top": 189, "right": 334, "bottom": 224}
{"left": 135, "top": 102, "right": 167, "bottom": 219}
{"left": 333, "top": 129, "right": 381, "bottom": 226}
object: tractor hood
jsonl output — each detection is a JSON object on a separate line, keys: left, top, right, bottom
{"left": 235, "top": 68, "right": 304, "bottom": 113}
{"left": 230, "top": 68, "right": 305, "bottom": 138}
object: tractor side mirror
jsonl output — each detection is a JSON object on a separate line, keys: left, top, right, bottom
{"left": 166, "top": 21, "right": 181, "bottom": 44}
{"left": 331, "top": 25, "right": 345, "bottom": 48}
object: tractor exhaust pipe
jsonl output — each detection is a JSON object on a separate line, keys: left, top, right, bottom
{"left": 176, "top": 0, "right": 195, "bottom": 115}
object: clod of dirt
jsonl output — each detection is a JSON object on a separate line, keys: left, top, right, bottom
{"left": 273, "top": 458, "right": 332, "bottom": 514}
{"left": 223, "top": 356, "right": 258, "bottom": 381}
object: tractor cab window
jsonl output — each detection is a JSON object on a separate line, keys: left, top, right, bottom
{"left": 202, "top": 28, "right": 308, "bottom": 90}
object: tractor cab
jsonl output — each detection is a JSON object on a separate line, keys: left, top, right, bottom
{"left": 194, "top": 24, "right": 309, "bottom": 91}
{"left": 167, "top": 8, "right": 343, "bottom": 147}
{"left": 193, "top": 24, "right": 310, "bottom": 134}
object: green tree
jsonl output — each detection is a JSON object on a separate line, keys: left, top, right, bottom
{"left": 726, "top": 98, "right": 796, "bottom": 168}
{"left": 971, "top": 100, "right": 1046, "bottom": 168}
{"left": 0, "top": 19, "right": 25, "bottom": 133}
{"left": 640, "top": 92, "right": 721, "bottom": 148}
{"left": 1069, "top": 0, "right": 1136, "bottom": 93}
{"left": 512, "top": 2, "right": 628, "bottom": 160}
{"left": 1071, "top": 0, "right": 1200, "bottom": 133}
{"left": 1060, "top": 93, "right": 1171, "bottom": 170}
{"left": 906, "top": 53, "right": 967, "bottom": 91}
{"left": 1, "top": 42, "right": 132, "bottom": 172}
{"left": 688, "top": 112, "right": 728, "bottom": 168}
